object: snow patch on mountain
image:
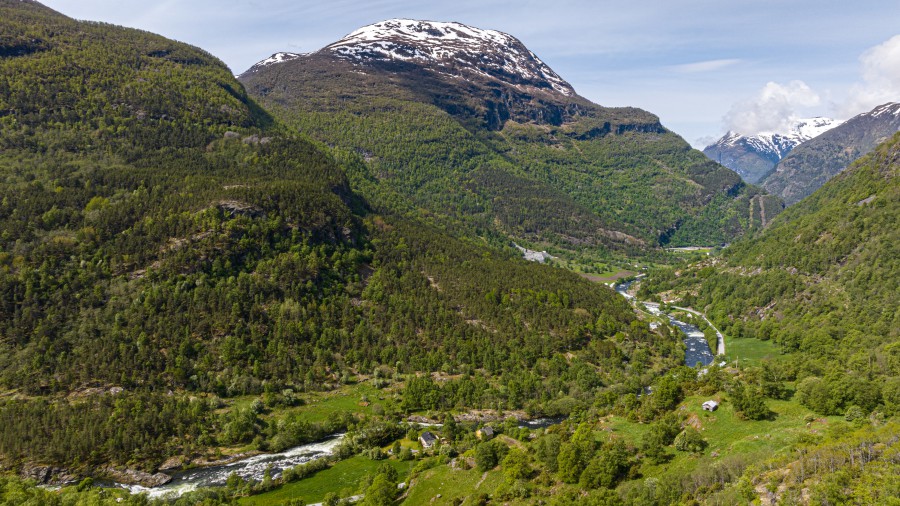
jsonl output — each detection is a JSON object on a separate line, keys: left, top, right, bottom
{"left": 245, "top": 52, "right": 304, "bottom": 73}
{"left": 712, "top": 117, "right": 843, "bottom": 161}
{"left": 322, "top": 19, "right": 574, "bottom": 96}
{"left": 867, "top": 102, "right": 900, "bottom": 119}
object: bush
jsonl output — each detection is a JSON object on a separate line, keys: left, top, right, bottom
{"left": 502, "top": 448, "right": 533, "bottom": 480}
{"left": 673, "top": 427, "right": 707, "bottom": 453}
{"left": 361, "top": 473, "right": 397, "bottom": 506}
{"left": 282, "top": 456, "right": 331, "bottom": 483}
{"left": 731, "top": 381, "right": 772, "bottom": 420}
{"left": 844, "top": 405, "right": 864, "bottom": 422}
{"left": 366, "top": 447, "right": 387, "bottom": 460}
{"left": 475, "top": 440, "right": 508, "bottom": 471}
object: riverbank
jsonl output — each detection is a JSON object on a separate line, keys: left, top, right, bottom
{"left": 106, "top": 435, "right": 345, "bottom": 498}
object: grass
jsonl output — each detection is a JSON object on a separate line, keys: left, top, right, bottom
{"left": 210, "top": 382, "right": 399, "bottom": 457}
{"left": 267, "top": 382, "right": 397, "bottom": 425}
{"left": 577, "top": 269, "right": 636, "bottom": 283}
{"left": 546, "top": 254, "right": 634, "bottom": 281}
{"left": 724, "top": 336, "right": 783, "bottom": 366}
{"left": 603, "top": 415, "right": 654, "bottom": 443}
{"left": 603, "top": 393, "right": 839, "bottom": 482}
{"left": 240, "top": 456, "right": 414, "bottom": 505}
{"left": 401, "top": 463, "right": 503, "bottom": 505}
{"left": 290, "top": 384, "right": 378, "bottom": 424}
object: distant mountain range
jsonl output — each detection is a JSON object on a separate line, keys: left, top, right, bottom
{"left": 760, "top": 102, "right": 900, "bottom": 205}
{"left": 702, "top": 118, "right": 842, "bottom": 184}
{"left": 240, "top": 19, "right": 776, "bottom": 249}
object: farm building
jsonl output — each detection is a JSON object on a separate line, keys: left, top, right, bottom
{"left": 476, "top": 426, "right": 494, "bottom": 440}
{"left": 419, "top": 431, "right": 438, "bottom": 449}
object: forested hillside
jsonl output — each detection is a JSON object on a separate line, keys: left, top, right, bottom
{"left": 2, "top": 3, "right": 896, "bottom": 505}
{"left": 239, "top": 40, "right": 777, "bottom": 254}
{"left": 630, "top": 131, "right": 900, "bottom": 506}
{"left": 642, "top": 132, "right": 900, "bottom": 417}
{"left": 0, "top": 0, "right": 679, "bottom": 483}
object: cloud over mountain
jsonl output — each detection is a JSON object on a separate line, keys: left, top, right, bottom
{"left": 724, "top": 80, "right": 820, "bottom": 136}
{"left": 840, "top": 34, "right": 900, "bottom": 117}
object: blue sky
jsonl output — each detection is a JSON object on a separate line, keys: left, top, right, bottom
{"left": 41, "top": 0, "right": 900, "bottom": 146}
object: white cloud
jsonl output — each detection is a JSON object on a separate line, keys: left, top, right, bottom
{"left": 839, "top": 34, "right": 900, "bottom": 117}
{"left": 694, "top": 135, "right": 718, "bottom": 149}
{"left": 723, "top": 80, "right": 820, "bottom": 136}
{"left": 669, "top": 58, "right": 741, "bottom": 73}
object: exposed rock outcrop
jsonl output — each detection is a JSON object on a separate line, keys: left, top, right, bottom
{"left": 20, "top": 464, "right": 80, "bottom": 485}
{"left": 100, "top": 466, "right": 173, "bottom": 487}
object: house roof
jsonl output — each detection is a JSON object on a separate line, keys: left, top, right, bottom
{"left": 420, "top": 431, "right": 437, "bottom": 443}
{"left": 480, "top": 426, "right": 494, "bottom": 435}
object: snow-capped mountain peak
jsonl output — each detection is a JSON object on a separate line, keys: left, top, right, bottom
{"left": 717, "top": 117, "right": 843, "bottom": 160}
{"left": 320, "top": 19, "right": 575, "bottom": 96}
{"left": 703, "top": 117, "right": 843, "bottom": 183}
{"left": 792, "top": 117, "right": 844, "bottom": 139}
{"left": 332, "top": 19, "right": 513, "bottom": 47}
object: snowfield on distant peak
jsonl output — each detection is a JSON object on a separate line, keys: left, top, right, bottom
{"left": 714, "top": 117, "right": 844, "bottom": 160}
{"left": 245, "top": 52, "right": 304, "bottom": 72}
{"left": 868, "top": 102, "right": 900, "bottom": 118}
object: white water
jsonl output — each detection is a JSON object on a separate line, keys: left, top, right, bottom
{"left": 109, "top": 434, "right": 345, "bottom": 498}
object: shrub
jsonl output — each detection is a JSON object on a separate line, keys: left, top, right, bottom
{"left": 673, "top": 427, "right": 707, "bottom": 453}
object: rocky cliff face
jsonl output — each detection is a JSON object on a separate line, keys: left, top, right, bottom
{"left": 100, "top": 466, "right": 173, "bottom": 487}
{"left": 19, "top": 463, "right": 80, "bottom": 486}
{"left": 15, "top": 462, "right": 173, "bottom": 487}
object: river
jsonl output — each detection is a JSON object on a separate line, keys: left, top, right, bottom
{"left": 615, "top": 279, "right": 715, "bottom": 367}
{"left": 518, "top": 416, "right": 567, "bottom": 429}
{"left": 107, "top": 434, "right": 344, "bottom": 498}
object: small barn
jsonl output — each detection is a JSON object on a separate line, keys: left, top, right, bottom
{"left": 702, "top": 400, "right": 719, "bottom": 411}
{"left": 476, "top": 426, "right": 494, "bottom": 440}
{"left": 419, "top": 431, "right": 438, "bottom": 449}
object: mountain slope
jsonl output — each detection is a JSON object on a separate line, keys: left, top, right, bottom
{"left": 240, "top": 19, "right": 775, "bottom": 251}
{"left": 0, "top": 2, "right": 675, "bottom": 478}
{"left": 761, "top": 102, "right": 900, "bottom": 205}
{"left": 703, "top": 118, "right": 841, "bottom": 183}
